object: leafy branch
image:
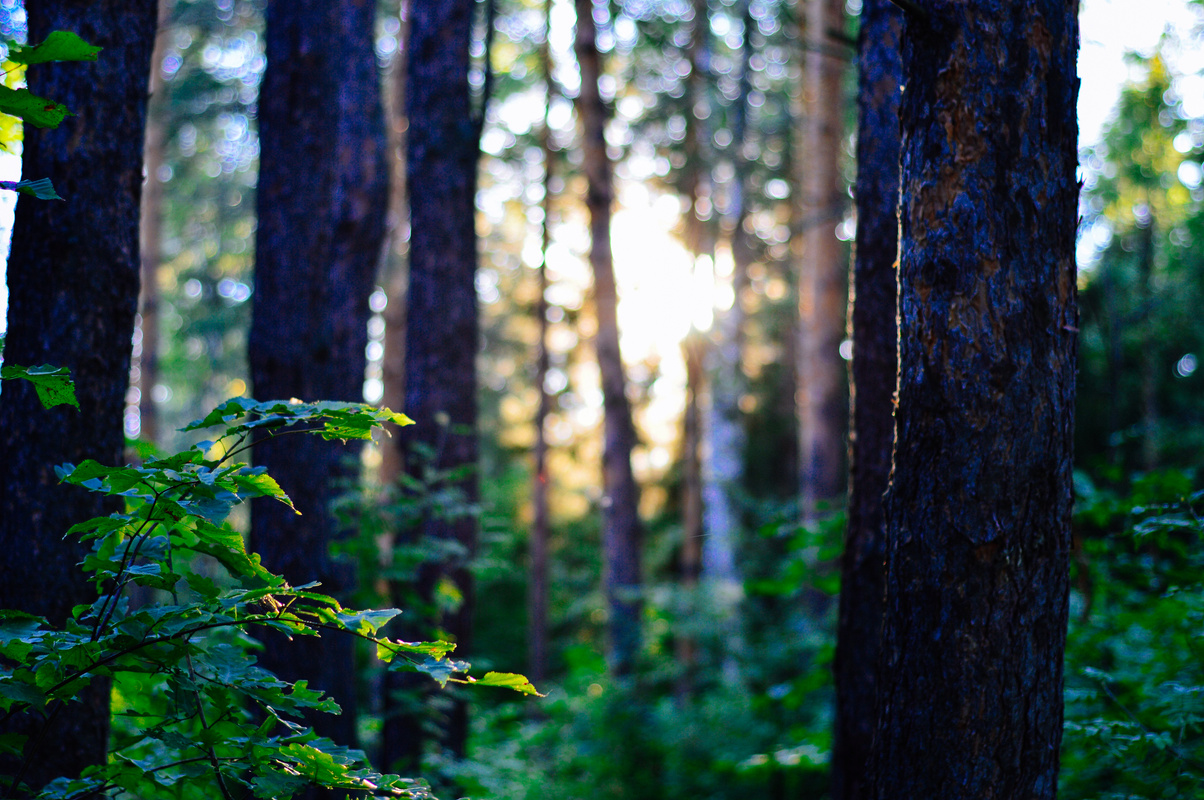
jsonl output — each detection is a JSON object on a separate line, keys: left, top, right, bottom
{"left": 0, "top": 395, "right": 540, "bottom": 800}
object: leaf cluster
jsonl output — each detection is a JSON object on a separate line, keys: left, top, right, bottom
{"left": 1, "top": 396, "right": 538, "bottom": 800}
{"left": 1062, "top": 469, "right": 1204, "bottom": 799}
{"left": 0, "top": 30, "right": 102, "bottom": 198}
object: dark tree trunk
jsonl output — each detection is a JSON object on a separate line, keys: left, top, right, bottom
{"left": 248, "top": 0, "right": 388, "bottom": 752}
{"left": 574, "top": 0, "right": 644, "bottom": 677}
{"left": 0, "top": 1, "right": 157, "bottom": 791}
{"left": 386, "top": 0, "right": 482, "bottom": 768}
{"left": 869, "top": 3, "right": 1078, "bottom": 798}
{"left": 831, "top": 2, "right": 900, "bottom": 798}
{"left": 797, "top": 0, "right": 849, "bottom": 518}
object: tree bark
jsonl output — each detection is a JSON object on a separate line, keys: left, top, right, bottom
{"left": 797, "top": 0, "right": 849, "bottom": 518}
{"left": 702, "top": 0, "right": 754, "bottom": 684}
{"left": 831, "top": 3, "right": 900, "bottom": 798}
{"left": 136, "top": 0, "right": 173, "bottom": 450}
{"left": 574, "top": 0, "right": 644, "bottom": 677}
{"left": 248, "top": 0, "right": 388, "bottom": 752}
{"left": 529, "top": 0, "right": 554, "bottom": 687}
{"left": 0, "top": 1, "right": 157, "bottom": 790}
{"left": 869, "top": 3, "right": 1078, "bottom": 797}
{"left": 378, "top": 0, "right": 411, "bottom": 492}
{"left": 677, "top": 332, "right": 705, "bottom": 698}
{"left": 390, "top": 0, "right": 483, "bottom": 765}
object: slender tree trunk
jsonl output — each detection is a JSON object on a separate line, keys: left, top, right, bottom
{"left": 378, "top": 0, "right": 411, "bottom": 490}
{"left": 1137, "top": 219, "right": 1158, "bottom": 470}
{"left": 575, "top": 0, "right": 644, "bottom": 677}
{"left": 702, "top": 0, "right": 753, "bottom": 682}
{"left": 529, "top": 0, "right": 555, "bottom": 686}
{"left": 675, "top": 0, "right": 710, "bottom": 697}
{"left": 831, "top": 2, "right": 901, "bottom": 798}
{"left": 392, "top": 0, "right": 484, "bottom": 765}
{"left": 796, "top": 0, "right": 849, "bottom": 518}
{"left": 248, "top": 0, "right": 388, "bottom": 754}
{"left": 869, "top": 3, "right": 1078, "bottom": 797}
{"left": 0, "top": 2, "right": 157, "bottom": 791}
{"left": 677, "top": 332, "right": 706, "bottom": 698}
{"left": 377, "top": 0, "right": 420, "bottom": 771}
{"left": 137, "top": 0, "right": 173, "bottom": 450}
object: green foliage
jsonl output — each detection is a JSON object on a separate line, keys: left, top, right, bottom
{"left": 6, "top": 31, "right": 101, "bottom": 66}
{"left": 0, "top": 363, "right": 77, "bottom": 408}
{"left": 1, "top": 396, "right": 536, "bottom": 799}
{"left": 0, "top": 30, "right": 101, "bottom": 198}
{"left": 1061, "top": 469, "right": 1204, "bottom": 799}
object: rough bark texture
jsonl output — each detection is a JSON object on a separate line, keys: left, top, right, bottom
{"left": 248, "top": 0, "right": 388, "bottom": 751}
{"left": 797, "top": 0, "right": 849, "bottom": 517}
{"left": 869, "top": 2, "right": 1078, "bottom": 798}
{"left": 831, "top": 2, "right": 900, "bottom": 798}
{"left": 391, "top": 0, "right": 481, "bottom": 764}
{"left": 575, "top": 0, "right": 644, "bottom": 677}
{"left": 0, "top": 1, "right": 157, "bottom": 790}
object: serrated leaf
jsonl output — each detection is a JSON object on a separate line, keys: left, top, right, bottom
{"left": 8, "top": 31, "right": 102, "bottom": 64}
{"left": 412, "top": 656, "right": 469, "bottom": 688}
{"left": 0, "top": 86, "right": 71, "bottom": 128}
{"left": 1, "top": 363, "right": 77, "bottom": 408}
{"left": 333, "top": 608, "right": 401, "bottom": 636}
{"left": 0, "top": 178, "right": 62, "bottom": 200}
{"left": 456, "top": 671, "right": 544, "bottom": 697}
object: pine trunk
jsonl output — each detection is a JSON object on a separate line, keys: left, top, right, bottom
{"left": 701, "top": 0, "right": 754, "bottom": 682}
{"left": 529, "top": 0, "right": 554, "bottom": 686}
{"left": 248, "top": 0, "right": 388, "bottom": 752}
{"left": 575, "top": 0, "right": 644, "bottom": 677}
{"left": 0, "top": 1, "right": 157, "bottom": 790}
{"left": 831, "top": 3, "right": 901, "bottom": 799}
{"left": 797, "top": 0, "right": 849, "bottom": 518}
{"left": 393, "top": 0, "right": 482, "bottom": 763}
{"left": 136, "top": 0, "right": 172, "bottom": 449}
{"left": 869, "top": 3, "right": 1078, "bottom": 797}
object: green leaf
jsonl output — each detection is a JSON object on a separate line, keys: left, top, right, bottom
{"left": 455, "top": 671, "right": 544, "bottom": 697}
{"left": 0, "top": 364, "right": 77, "bottom": 408}
{"left": 0, "top": 86, "right": 71, "bottom": 128}
{"left": 333, "top": 608, "right": 401, "bottom": 636}
{"left": 8, "top": 31, "right": 102, "bottom": 64}
{"left": 0, "top": 178, "right": 62, "bottom": 200}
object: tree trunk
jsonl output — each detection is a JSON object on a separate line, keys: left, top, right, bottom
{"left": 137, "top": 0, "right": 173, "bottom": 450}
{"left": 831, "top": 3, "right": 900, "bottom": 799}
{"left": 1137, "top": 219, "right": 1158, "bottom": 470}
{"left": 390, "top": 0, "right": 483, "bottom": 766}
{"left": 0, "top": 2, "right": 157, "bottom": 790}
{"left": 677, "top": 332, "right": 706, "bottom": 698}
{"left": 248, "top": 0, "right": 388, "bottom": 753}
{"left": 574, "top": 0, "right": 644, "bottom": 678}
{"left": 796, "top": 0, "right": 849, "bottom": 518}
{"left": 869, "top": 3, "right": 1078, "bottom": 797}
{"left": 702, "top": 0, "right": 754, "bottom": 684}
{"left": 529, "top": 0, "right": 554, "bottom": 687}
{"left": 378, "top": 0, "right": 411, "bottom": 491}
